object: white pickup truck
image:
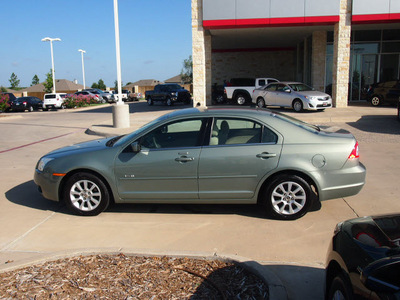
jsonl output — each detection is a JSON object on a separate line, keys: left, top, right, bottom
{"left": 224, "top": 77, "right": 278, "bottom": 105}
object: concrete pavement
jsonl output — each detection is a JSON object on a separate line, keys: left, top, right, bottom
{"left": 0, "top": 101, "right": 398, "bottom": 300}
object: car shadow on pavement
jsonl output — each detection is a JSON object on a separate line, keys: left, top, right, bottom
{"left": 5, "top": 180, "right": 66, "bottom": 213}
{"left": 347, "top": 115, "right": 400, "bottom": 135}
{"left": 7, "top": 181, "right": 321, "bottom": 220}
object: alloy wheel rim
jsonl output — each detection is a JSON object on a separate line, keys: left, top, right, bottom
{"left": 332, "top": 290, "right": 346, "bottom": 300}
{"left": 237, "top": 96, "right": 245, "bottom": 105}
{"left": 372, "top": 97, "right": 380, "bottom": 105}
{"left": 271, "top": 181, "right": 306, "bottom": 215}
{"left": 257, "top": 99, "right": 264, "bottom": 108}
{"left": 70, "top": 180, "right": 101, "bottom": 211}
{"left": 294, "top": 102, "right": 302, "bottom": 111}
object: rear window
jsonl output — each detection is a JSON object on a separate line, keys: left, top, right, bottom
{"left": 45, "top": 94, "right": 56, "bottom": 99}
{"left": 60, "top": 94, "right": 67, "bottom": 98}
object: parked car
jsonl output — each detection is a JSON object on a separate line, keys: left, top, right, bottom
{"left": 102, "top": 91, "right": 116, "bottom": 103}
{"left": 83, "top": 89, "right": 112, "bottom": 103}
{"left": 368, "top": 80, "right": 400, "bottom": 106}
{"left": 326, "top": 214, "right": 400, "bottom": 300}
{"left": 112, "top": 89, "right": 129, "bottom": 102}
{"left": 43, "top": 93, "right": 67, "bottom": 110}
{"left": 252, "top": 82, "right": 332, "bottom": 112}
{"left": 34, "top": 107, "right": 366, "bottom": 218}
{"left": 145, "top": 84, "right": 191, "bottom": 106}
{"left": 11, "top": 96, "right": 43, "bottom": 112}
{"left": 74, "top": 90, "right": 105, "bottom": 103}
{"left": 224, "top": 77, "right": 279, "bottom": 105}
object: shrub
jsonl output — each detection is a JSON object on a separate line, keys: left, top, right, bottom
{"left": 63, "top": 94, "right": 98, "bottom": 108}
{"left": 0, "top": 94, "right": 10, "bottom": 112}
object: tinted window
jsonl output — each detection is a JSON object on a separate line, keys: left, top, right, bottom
{"left": 211, "top": 118, "right": 270, "bottom": 145}
{"left": 265, "top": 84, "right": 278, "bottom": 91}
{"left": 141, "top": 119, "right": 205, "bottom": 149}
{"left": 45, "top": 94, "right": 56, "bottom": 99}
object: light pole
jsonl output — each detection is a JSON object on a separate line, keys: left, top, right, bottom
{"left": 41, "top": 37, "right": 61, "bottom": 93}
{"left": 78, "top": 49, "right": 86, "bottom": 89}
{"left": 112, "top": 0, "right": 130, "bottom": 128}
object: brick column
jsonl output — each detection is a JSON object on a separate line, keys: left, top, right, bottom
{"left": 192, "top": 0, "right": 212, "bottom": 107}
{"left": 332, "top": 0, "right": 351, "bottom": 107}
{"left": 312, "top": 31, "right": 327, "bottom": 92}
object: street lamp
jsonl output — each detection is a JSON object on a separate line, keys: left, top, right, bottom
{"left": 41, "top": 37, "right": 61, "bottom": 93}
{"left": 78, "top": 49, "right": 86, "bottom": 89}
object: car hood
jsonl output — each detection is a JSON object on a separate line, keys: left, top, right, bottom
{"left": 296, "top": 91, "right": 330, "bottom": 97}
{"left": 46, "top": 138, "right": 111, "bottom": 157}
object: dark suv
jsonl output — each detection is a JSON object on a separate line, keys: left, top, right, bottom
{"left": 368, "top": 81, "right": 400, "bottom": 106}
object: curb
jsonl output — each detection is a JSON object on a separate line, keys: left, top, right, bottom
{"left": 0, "top": 248, "right": 288, "bottom": 300}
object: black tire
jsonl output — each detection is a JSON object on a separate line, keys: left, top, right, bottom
{"left": 370, "top": 95, "right": 381, "bottom": 106}
{"left": 256, "top": 98, "right": 266, "bottom": 108}
{"left": 327, "top": 274, "right": 354, "bottom": 300}
{"left": 235, "top": 94, "right": 247, "bottom": 105}
{"left": 264, "top": 174, "right": 313, "bottom": 220}
{"left": 63, "top": 172, "right": 110, "bottom": 216}
{"left": 293, "top": 99, "right": 303, "bottom": 112}
{"left": 148, "top": 97, "right": 153, "bottom": 106}
{"left": 166, "top": 97, "right": 173, "bottom": 106}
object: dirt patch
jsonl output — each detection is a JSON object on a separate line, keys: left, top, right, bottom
{"left": 0, "top": 254, "right": 268, "bottom": 299}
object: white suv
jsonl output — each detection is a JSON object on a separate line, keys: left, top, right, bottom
{"left": 43, "top": 93, "right": 67, "bottom": 110}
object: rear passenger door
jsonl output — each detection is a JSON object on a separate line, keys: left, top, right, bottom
{"left": 198, "top": 117, "right": 282, "bottom": 201}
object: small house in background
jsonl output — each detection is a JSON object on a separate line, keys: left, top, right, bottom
{"left": 123, "top": 79, "right": 163, "bottom": 97}
{"left": 20, "top": 79, "right": 84, "bottom": 100}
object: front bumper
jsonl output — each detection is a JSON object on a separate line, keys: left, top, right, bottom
{"left": 34, "top": 169, "right": 63, "bottom": 202}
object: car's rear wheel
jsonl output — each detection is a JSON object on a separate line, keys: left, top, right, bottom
{"left": 147, "top": 97, "right": 153, "bottom": 106}
{"left": 166, "top": 97, "right": 173, "bottom": 106}
{"left": 264, "top": 174, "right": 312, "bottom": 220}
{"left": 371, "top": 95, "right": 382, "bottom": 106}
{"left": 235, "top": 94, "right": 247, "bottom": 105}
{"left": 292, "top": 99, "right": 303, "bottom": 112}
{"left": 63, "top": 172, "right": 110, "bottom": 216}
{"left": 327, "top": 274, "right": 353, "bottom": 300}
{"left": 256, "top": 98, "right": 266, "bottom": 108}
{"left": 28, "top": 106, "right": 34, "bottom": 112}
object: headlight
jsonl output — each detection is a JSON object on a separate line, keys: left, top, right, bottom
{"left": 305, "top": 96, "right": 316, "bottom": 101}
{"left": 171, "top": 92, "right": 177, "bottom": 96}
{"left": 37, "top": 157, "right": 54, "bottom": 171}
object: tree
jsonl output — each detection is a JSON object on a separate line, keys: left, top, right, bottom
{"left": 180, "top": 55, "right": 193, "bottom": 84}
{"left": 43, "top": 70, "right": 53, "bottom": 93}
{"left": 1, "top": 86, "right": 7, "bottom": 92}
{"left": 97, "top": 79, "right": 106, "bottom": 90}
{"left": 91, "top": 82, "right": 99, "bottom": 89}
{"left": 9, "top": 72, "right": 20, "bottom": 89}
{"left": 31, "top": 75, "right": 40, "bottom": 86}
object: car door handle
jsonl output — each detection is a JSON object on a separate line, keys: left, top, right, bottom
{"left": 175, "top": 156, "right": 194, "bottom": 163}
{"left": 256, "top": 152, "right": 277, "bottom": 159}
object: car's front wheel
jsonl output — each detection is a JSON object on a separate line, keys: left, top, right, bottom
{"left": 292, "top": 99, "right": 303, "bottom": 112}
{"left": 327, "top": 274, "right": 353, "bottom": 300}
{"left": 166, "top": 97, "right": 173, "bottom": 106}
{"left": 147, "top": 97, "right": 153, "bottom": 106}
{"left": 264, "top": 174, "right": 313, "bottom": 220}
{"left": 63, "top": 172, "right": 110, "bottom": 216}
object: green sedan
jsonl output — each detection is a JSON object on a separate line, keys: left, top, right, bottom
{"left": 34, "top": 107, "right": 366, "bottom": 220}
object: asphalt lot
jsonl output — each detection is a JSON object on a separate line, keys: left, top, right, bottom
{"left": 0, "top": 101, "right": 399, "bottom": 299}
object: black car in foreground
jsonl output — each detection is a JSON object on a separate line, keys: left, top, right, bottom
{"left": 11, "top": 96, "right": 43, "bottom": 112}
{"left": 326, "top": 214, "right": 400, "bottom": 299}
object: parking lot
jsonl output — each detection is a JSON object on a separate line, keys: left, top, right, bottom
{"left": 0, "top": 102, "right": 399, "bottom": 299}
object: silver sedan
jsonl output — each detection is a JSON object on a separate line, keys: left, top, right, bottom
{"left": 252, "top": 82, "right": 332, "bottom": 112}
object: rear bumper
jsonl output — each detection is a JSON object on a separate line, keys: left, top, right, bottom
{"left": 317, "top": 163, "right": 366, "bottom": 201}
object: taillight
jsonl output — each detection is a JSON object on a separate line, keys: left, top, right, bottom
{"left": 348, "top": 141, "right": 359, "bottom": 159}
{"left": 224, "top": 88, "right": 227, "bottom": 94}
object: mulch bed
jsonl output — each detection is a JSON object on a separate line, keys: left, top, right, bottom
{"left": 0, "top": 254, "right": 268, "bottom": 299}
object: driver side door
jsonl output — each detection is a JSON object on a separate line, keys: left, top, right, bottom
{"left": 114, "top": 118, "right": 207, "bottom": 201}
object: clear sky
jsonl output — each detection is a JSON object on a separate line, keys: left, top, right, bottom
{"left": 0, "top": 0, "right": 192, "bottom": 88}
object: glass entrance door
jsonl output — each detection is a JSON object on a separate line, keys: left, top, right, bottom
{"left": 350, "top": 54, "right": 378, "bottom": 101}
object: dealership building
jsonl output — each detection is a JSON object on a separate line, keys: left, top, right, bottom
{"left": 192, "top": 0, "right": 400, "bottom": 107}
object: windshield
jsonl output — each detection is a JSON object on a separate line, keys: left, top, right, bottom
{"left": 165, "top": 84, "right": 182, "bottom": 91}
{"left": 288, "top": 83, "right": 313, "bottom": 92}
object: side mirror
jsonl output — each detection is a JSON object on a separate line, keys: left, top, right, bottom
{"left": 131, "top": 141, "right": 141, "bottom": 153}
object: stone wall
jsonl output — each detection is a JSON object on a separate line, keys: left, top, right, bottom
{"left": 311, "top": 31, "right": 327, "bottom": 92}
{"left": 332, "top": 0, "right": 351, "bottom": 107}
{"left": 211, "top": 50, "right": 295, "bottom": 85}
